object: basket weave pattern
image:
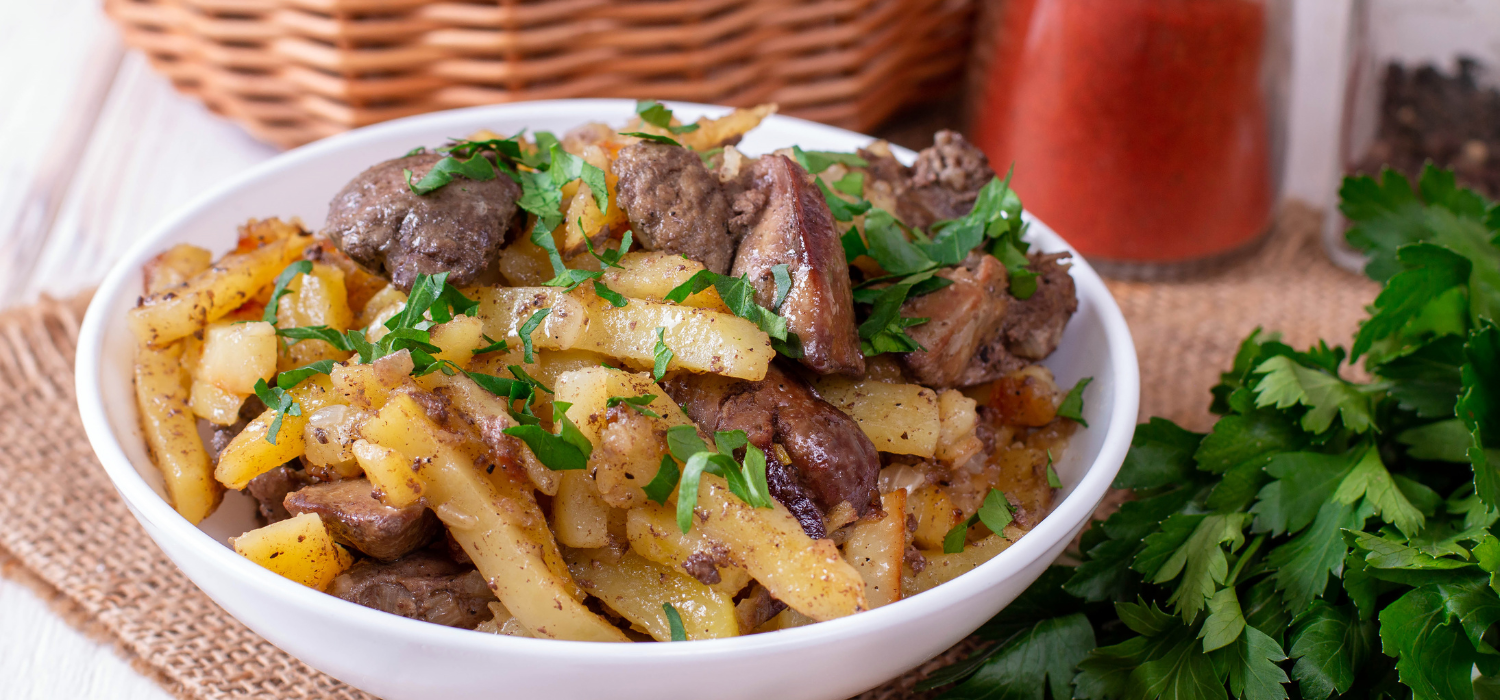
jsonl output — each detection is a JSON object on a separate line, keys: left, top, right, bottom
{"left": 104, "top": 0, "right": 975, "bottom": 148}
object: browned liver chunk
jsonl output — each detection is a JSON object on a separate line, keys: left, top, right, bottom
{"left": 612, "top": 142, "right": 738, "bottom": 274}
{"left": 730, "top": 155, "right": 864, "bottom": 375}
{"left": 323, "top": 153, "right": 522, "bottom": 292}
{"left": 284, "top": 478, "right": 440, "bottom": 561}
{"left": 328, "top": 549, "right": 497, "bottom": 629}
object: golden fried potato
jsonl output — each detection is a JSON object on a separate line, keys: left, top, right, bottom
{"left": 362, "top": 396, "right": 619, "bottom": 641}
{"left": 134, "top": 341, "right": 223, "bottom": 524}
{"left": 813, "top": 376, "right": 939, "bottom": 457}
{"left": 234, "top": 512, "right": 354, "bottom": 590}
{"left": 128, "top": 220, "right": 311, "bottom": 346}
{"left": 565, "top": 549, "right": 739, "bottom": 641}
{"left": 841, "top": 490, "right": 907, "bottom": 608}
{"left": 142, "top": 243, "right": 213, "bottom": 294}
{"left": 215, "top": 373, "right": 340, "bottom": 490}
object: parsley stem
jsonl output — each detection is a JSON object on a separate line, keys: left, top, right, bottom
{"left": 1226, "top": 533, "right": 1265, "bottom": 587}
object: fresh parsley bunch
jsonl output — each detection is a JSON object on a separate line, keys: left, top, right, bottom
{"left": 922, "top": 165, "right": 1500, "bottom": 700}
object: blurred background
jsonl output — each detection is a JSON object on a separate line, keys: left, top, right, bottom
{"left": 1, "top": 0, "right": 1497, "bottom": 696}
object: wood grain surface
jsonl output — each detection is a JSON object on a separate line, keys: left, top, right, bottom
{"left": 0, "top": 2, "right": 274, "bottom": 697}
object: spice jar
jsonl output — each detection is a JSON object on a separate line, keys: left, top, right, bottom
{"left": 967, "top": 0, "right": 1291, "bottom": 279}
{"left": 1326, "top": 0, "right": 1500, "bottom": 270}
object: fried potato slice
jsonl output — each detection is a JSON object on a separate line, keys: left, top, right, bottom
{"left": 362, "top": 395, "right": 619, "bottom": 641}
{"left": 812, "top": 376, "right": 940, "bottom": 457}
{"left": 128, "top": 220, "right": 312, "bottom": 346}
{"left": 565, "top": 549, "right": 739, "bottom": 641}
{"left": 234, "top": 512, "right": 353, "bottom": 590}
{"left": 841, "top": 490, "right": 907, "bottom": 608}
{"left": 215, "top": 373, "right": 340, "bottom": 490}
{"left": 135, "top": 341, "right": 223, "bottom": 524}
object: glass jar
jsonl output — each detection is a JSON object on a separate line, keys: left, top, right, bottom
{"left": 1325, "top": 0, "right": 1500, "bottom": 270}
{"left": 966, "top": 0, "right": 1291, "bottom": 279}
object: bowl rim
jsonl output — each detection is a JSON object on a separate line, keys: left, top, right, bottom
{"left": 75, "top": 98, "right": 1139, "bottom": 660}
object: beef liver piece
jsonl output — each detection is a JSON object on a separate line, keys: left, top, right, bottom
{"left": 245, "top": 464, "right": 309, "bottom": 524}
{"left": 957, "top": 252, "right": 1078, "bottom": 386}
{"left": 859, "top": 130, "right": 996, "bottom": 230}
{"left": 899, "top": 252, "right": 1012, "bottom": 388}
{"left": 613, "top": 142, "right": 738, "bottom": 274}
{"left": 323, "top": 153, "right": 522, "bottom": 292}
{"left": 664, "top": 364, "right": 880, "bottom": 537}
{"left": 730, "top": 155, "right": 864, "bottom": 375}
{"left": 284, "top": 478, "right": 441, "bottom": 561}
{"left": 328, "top": 549, "right": 496, "bottom": 629}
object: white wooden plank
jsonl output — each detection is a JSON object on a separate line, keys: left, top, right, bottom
{"left": 0, "top": 577, "right": 172, "bottom": 700}
{"left": 0, "top": 0, "right": 122, "bottom": 304}
{"left": 23, "top": 53, "right": 280, "bottom": 304}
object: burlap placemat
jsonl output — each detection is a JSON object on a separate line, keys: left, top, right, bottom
{"left": 0, "top": 203, "right": 1376, "bottom": 700}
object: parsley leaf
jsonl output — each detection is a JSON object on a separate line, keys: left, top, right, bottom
{"left": 643, "top": 454, "right": 680, "bottom": 505}
{"left": 816, "top": 178, "right": 872, "bottom": 221}
{"left": 1379, "top": 583, "right": 1491, "bottom": 700}
{"left": 517, "top": 308, "right": 550, "bottom": 363}
{"left": 251, "top": 378, "right": 301, "bottom": 446}
{"left": 406, "top": 153, "right": 497, "bottom": 195}
{"left": 665, "top": 425, "right": 773, "bottom": 533}
{"left": 664, "top": 270, "right": 792, "bottom": 343}
{"left": 1461, "top": 322, "right": 1500, "bottom": 507}
{"left": 1351, "top": 243, "right": 1473, "bottom": 359}
{"left": 938, "top": 612, "right": 1096, "bottom": 700}
{"left": 1332, "top": 446, "right": 1426, "bottom": 537}
{"left": 262, "top": 260, "right": 312, "bottom": 325}
{"left": 943, "top": 489, "right": 1014, "bottom": 553}
{"left": 1287, "top": 601, "right": 1375, "bottom": 699}
{"left": 501, "top": 400, "right": 591, "bottom": 471}
{"left": 790, "top": 146, "right": 867, "bottom": 174}
{"left": 662, "top": 602, "right": 688, "bottom": 641}
{"left": 605, "top": 394, "right": 660, "bottom": 418}
{"left": 276, "top": 360, "right": 335, "bottom": 390}
{"left": 832, "top": 171, "right": 864, "bottom": 198}
{"left": 620, "top": 132, "right": 681, "bottom": 146}
{"left": 770, "top": 263, "right": 792, "bottom": 312}
{"left": 1057, "top": 377, "right": 1093, "bottom": 426}
{"left": 635, "top": 100, "right": 700, "bottom": 135}
{"left": 1252, "top": 356, "right": 1374, "bottom": 434}
{"left": 652, "top": 327, "right": 673, "bottom": 381}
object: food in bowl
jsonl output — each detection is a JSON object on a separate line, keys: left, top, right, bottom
{"left": 125, "top": 102, "right": 1086, "bottom": 642}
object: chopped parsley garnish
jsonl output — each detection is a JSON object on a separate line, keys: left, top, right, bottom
{"left": 536, "top": 222, "right": 633, "bottom": 308}
{"left": 662, "top": 602, "right": 688, "bottom": 641}
{"left": 517, "top": 308, "right": 550, "bottom": 363}
{"left": 1055, "top": 377, "right": 1093, "bottom": 427}
{"left": 635, "top": 100, "right": 701, "bottom": 135}
{"left": 643, "top": 454, "right": 680, "bottom": 505}
{"left": 652, "top": 327, "right": 673, "bottom": 381}
{"left": 619, "top": 132, "right": 681, "bottom": 147}
{"left": 942, "top": 488, "right": 1014, "bottom": 554}
{"left": 473, "top": 334, "right": 508, "bottom": 355}
{"left": 276, "top": 271, "right": 477, "bottom": 365}
{"left": 276, "top": 360, "right": 335, "bottom": 390}
{"left": 1045, "top": 451, "right": 1062, "bottom": 488}
{"left": 606, "top": 394, "right": 660, "bottom": 418}
{"left": 663, "top": 270, "right": 796, "bottom": 355}
{"left": 791, "top": 145, "right": 867, "bottom": 174}
{"left": 252, "top": 379, "right": 300, "bottom": 446}
{"left": 262, "top": 260, "right": 313, "bottom": 325}
{"left": 402, "top": 136, "right": 524, "bottom": 195}
{"left": 770, "top": 264, "right": 793, "bottom": 312}
{"left": 501, "top": 400, "right": 592, "bottom": 471}
{"left": 663, "top": 425, "right": 773, "bottom": 533}
{"left": 816, "top": 178, "right": 872, "bottom": 221}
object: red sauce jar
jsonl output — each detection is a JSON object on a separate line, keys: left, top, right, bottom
{"left": 969, "top": 0, "right": 1289, "bottom": 277}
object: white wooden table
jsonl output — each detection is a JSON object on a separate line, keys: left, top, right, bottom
{"left": 0, "top": 3, "right": 277, "bottom": 697}
{"left": 0, "top": 0, "right": 1349, "bottom": 696}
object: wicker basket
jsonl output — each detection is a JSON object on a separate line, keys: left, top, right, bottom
{"left": 104, "top": 0, "right": 976, "bottom": 148}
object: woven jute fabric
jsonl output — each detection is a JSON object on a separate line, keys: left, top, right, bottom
{"left": 0, "top": 203, "right": 1376, "bottom": 700}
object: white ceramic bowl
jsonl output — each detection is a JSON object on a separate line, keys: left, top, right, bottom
{"left": 76, "top": 100, "right": 1139, "bottom": 700}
